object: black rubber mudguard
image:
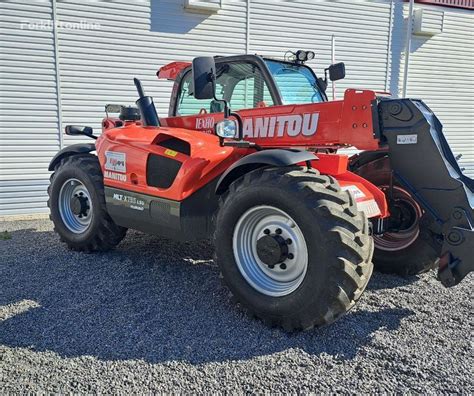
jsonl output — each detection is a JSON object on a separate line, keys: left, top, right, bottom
{"left": 48, "top": 143, "right": 96, "bottom": 171}
{"left": 378, "top": 98, "right": 473, "bottom": 287}
{"left": 215, "top": 149, "right": 317, "bottom": 194}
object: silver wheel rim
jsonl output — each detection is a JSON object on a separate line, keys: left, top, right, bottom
{"left": 58, "top": 178, "right": 93, "bottom": 234}
{"left": 232, "top": 205, "right": 308, "bottom": 297}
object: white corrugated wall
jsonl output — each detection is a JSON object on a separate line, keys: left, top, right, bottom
{"left": 248, "top": 0, "right": 395, "bottom": 158}
{"left": 0, "top": 0, "right": 60, "bottom": 214}
{"left": 400, "top": 3, "right": 474, "bottom": 176}
{"left": 249, "top": 0, "right": 394, "bottom": 94}
{"left": 0, "top": 0, "right": 472, "bottom": 215}
{"left": 56, "top": 0, "right": 247, "bottom": 147}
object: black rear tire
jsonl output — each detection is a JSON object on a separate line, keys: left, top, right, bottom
{"left": 48, "top": 154, "right": 127, "bottom": 252}
{"left": 214, "top": 166, "right": 374, "bottom": 331}
{"left": 373, "top": 234, "right": 438, "bottom": 276}
{"left": 353, "top": 155, "right": 438, "bottom": 276}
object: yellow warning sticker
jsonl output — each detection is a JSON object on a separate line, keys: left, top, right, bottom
{"left": 164, "top": 149, "right": 178, "bottom": 157}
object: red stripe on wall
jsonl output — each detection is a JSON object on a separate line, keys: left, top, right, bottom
{"left": 414, "top": 0, "right": 474, "bottom": 10}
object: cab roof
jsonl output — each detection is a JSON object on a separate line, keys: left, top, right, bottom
{"left": 157, "top": 61, "right": 191, "bottom": 81}
{"left": 157, "top": 55, "right": 271, "bottom": 81}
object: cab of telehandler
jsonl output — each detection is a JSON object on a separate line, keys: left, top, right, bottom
{"left": 162, "top": 52, "right": 345, "bottom": 118}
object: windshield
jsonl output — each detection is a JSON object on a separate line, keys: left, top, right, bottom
{"left": 265, "top": 60, "right": 324, "bottom": 105}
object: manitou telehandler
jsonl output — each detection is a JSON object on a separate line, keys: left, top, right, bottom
{"left": 48, "top": 51, "right": 473, "bottom": 330}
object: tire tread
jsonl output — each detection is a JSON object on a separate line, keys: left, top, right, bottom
{"left": 214, "top": 166, "right": 374, "bottom": 331}
{"left": 47, "top": 154, "right": 126, "bottom": 252}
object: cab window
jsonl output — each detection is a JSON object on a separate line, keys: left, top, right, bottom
{"left": 265, "top": 60, "right": 324, "bottom": 104}
{"left": 175, "top": 62, "right": 274, "bottom": 116}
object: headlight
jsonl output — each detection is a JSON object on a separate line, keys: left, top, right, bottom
{"left": 306, "top": 51, "right": 315, "bottom": 60}
{"left": 296, "top": 50, "right": 307, "bottom": 62}
{"left": 215, "top": 119, "right": 238, "bottom": 138}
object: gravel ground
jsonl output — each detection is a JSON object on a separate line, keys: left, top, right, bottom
{"left": 0, "top": 219, "right": 472, "bottom": 393}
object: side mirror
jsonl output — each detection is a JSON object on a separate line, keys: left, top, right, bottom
{"left": 328, "top": 62, "right": 345, "bottom": 81}
{"left": 192, "top": 56, "right": 216, "bottom": 100}
{"left": 65, "top": 125, "right": 96, "bottom": 140}
{"left": 105, "top": 104, "right": 123, "bottom": 114}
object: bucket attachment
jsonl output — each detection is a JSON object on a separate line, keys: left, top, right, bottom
{"left": 378, "top": 98, "right": 473, "bottom": 287}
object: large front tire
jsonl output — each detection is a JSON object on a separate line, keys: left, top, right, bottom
{"left": 48, "top": 154, "right": 127, "bottom": 252}
{"left": 214, "top": 167, "right": 374, "bottom": 331}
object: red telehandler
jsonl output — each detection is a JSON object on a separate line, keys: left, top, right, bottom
{"left": 48, "top": 51, "right": 473, "bottom": 330}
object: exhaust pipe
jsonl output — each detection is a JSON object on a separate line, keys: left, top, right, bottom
{"left": 378, "top": 98, "right": 474, "bottom": 287}
{"left": 134, "top": 78, "right": 160, "bottom": 127}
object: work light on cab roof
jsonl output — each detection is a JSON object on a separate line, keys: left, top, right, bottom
{"left": 289, "top": 49, "right": 316, "bottom": 64}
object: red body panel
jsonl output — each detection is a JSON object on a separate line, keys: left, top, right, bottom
{"left": 99, "top": 88, "right": 388, "bottom": 218}
{"left": 308, "top": 153, "right": 388, "bottom": 217}
{"left": 335, "top": 170, "right": 388, "bottom": 217}
{"left": 313, "top": 153, "right": 348, "bottom": 175}
{"left": 162, "top": 89, "right": 380, "bottom": 151}
{"left": 157, "top": 62, "right": 191, "bottom": 80}
{"left": 96, "top": 124, "right": 248, "bottom": 201}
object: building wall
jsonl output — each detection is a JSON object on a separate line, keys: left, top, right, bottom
{"left": 400, "top": 5, "right": 474, "bottom": 176}
{"left": 0, "top": 1, "right": 60, "bottom": 214}
{"left": 0, "top": 0, "right": 472, "bottom": 215}
{"left": 249, "top": 0, "right": 394, "bottom": 92}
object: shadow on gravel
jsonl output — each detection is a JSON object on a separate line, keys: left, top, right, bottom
{"left": 0, "top": 228, "right": 414, "bottom": 364}
{"left": 366, "top": 273, "right": 420, "bottom": 291}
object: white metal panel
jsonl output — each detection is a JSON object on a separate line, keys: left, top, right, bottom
{"left": 0, "top": 0, "right": 59, "bottom": 215}
{"left": 185, "top": 0, "right": 222, "bottom": 13}
{"left": 249, "top": 0, "right": 394, "bottom": 160}
{"left": 249, "top": 0, "right": 394, "bottom": 96}
{"left": 401, "top": 3, "right": 474, "bottom": 176}
{"left": 413, "top": 8, "right": 444, "bottom": 36}
{"left": 56, "top": 0, "right": 247, "bottom": 147}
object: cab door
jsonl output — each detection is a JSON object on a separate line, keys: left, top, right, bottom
{"left": 161, "top": 60, "right": 275, "bottom": 133}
